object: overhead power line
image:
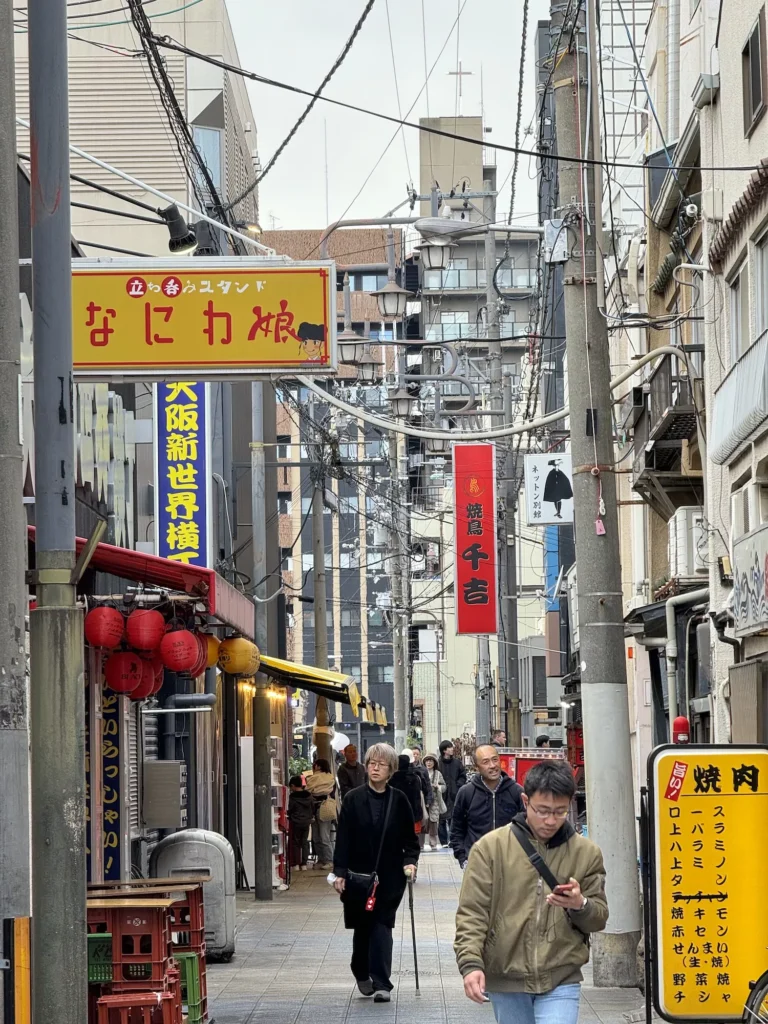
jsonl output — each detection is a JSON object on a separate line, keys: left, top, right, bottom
{"left": 149, "top": 31, "right": 762, "bottom": 174}
{"left": 224, "top": 0, "right": 378, "bottom": 212}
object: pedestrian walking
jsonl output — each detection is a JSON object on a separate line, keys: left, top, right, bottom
{"left": 408, "top": 747, "right": 433, "bottom": 849}
{"left": 391, "top": 753, "right": 424, "bottom": 828}
{"left": 333, "top": 743, "right": 419, "bottom": 1003}
{"left": 450, "top": 745, "right": 524, "bottom": 867}
{"left": 490, "top": 729, "right": 507, "bottom": 749}
{"left": 287, "top": 775, "right": 313, "bottom": 871}
{"left": 455, "top": 761, "right": 608, "bottom": 1024}
{"left": 337, "top": 744, "right": 367, "bottom": 800}
{"left": 422, "top": 753, "right": 446, "bottom": 851}
{"left": 436, "top": 740, "right": 467, "bottom": 847}
{"left": 305, "top": 757, "right": 337, "bottom": 870}
{"left": 536, "top": 734, "right": 551, "bottom": 748}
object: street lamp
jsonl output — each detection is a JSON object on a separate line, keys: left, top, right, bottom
{"left": 337, "top": 327, "right": 366, "bottom": 366}
{"left": 426, "top": 434, "right": 451, "bottom": 455}
{"left": 371, "top": 280, "right": 412, "bottom": 319}
{"left": 389, "top": 387, "right": 415, "bottom": 419}
{"left": 415, "top": 240, "right": 457, "bottom": 271}
{"left": 357, "top": 350, "right": 382, "bottom": 384}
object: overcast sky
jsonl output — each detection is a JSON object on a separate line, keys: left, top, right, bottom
{"left": 227, "top": 0, "right": 551, "bottom": 231}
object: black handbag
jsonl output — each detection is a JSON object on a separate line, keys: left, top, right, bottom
{"left": 344, "top": 790, "right": 393, "bottom": 912}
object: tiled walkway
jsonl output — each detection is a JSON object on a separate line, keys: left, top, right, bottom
{"left": 207, "top": 849, "right": 645, "bottom": 1024}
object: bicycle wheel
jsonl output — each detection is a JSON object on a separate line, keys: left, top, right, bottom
{"left": 744, "top": 970, "right": 768, "bottom": 1023}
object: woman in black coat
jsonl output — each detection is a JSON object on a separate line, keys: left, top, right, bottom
{"left": 333, "top": 742, "right": 420, "bottom": 1002}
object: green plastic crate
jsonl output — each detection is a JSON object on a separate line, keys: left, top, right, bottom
{"left": 87, "top": 934, "right": 113, "bottom": 984}
{"left": 186, "top": 997, "right": 207, "bottom": 1024}
{"left": 175, "top": 951, "right": 201, "bottom": 1005}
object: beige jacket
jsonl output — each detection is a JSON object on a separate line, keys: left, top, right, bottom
{"left": 454, "top": 818, "right": 608, "bottom": 993}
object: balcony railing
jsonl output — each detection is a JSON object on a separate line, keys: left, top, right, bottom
{"left": 422, "top": 268, "right": 537, "bottom": 291}
{"left": 711, "top": 328, "right": 768, "bottom": 465}
{"left": 424, "top": 322, "right": 530, "bottom": 343}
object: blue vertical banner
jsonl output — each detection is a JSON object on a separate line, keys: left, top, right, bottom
{"left": 154, "top": 381, "right": 212, "bottom": 566}
{"left": 101, "top": 690, "right": 122, "bottom": 882}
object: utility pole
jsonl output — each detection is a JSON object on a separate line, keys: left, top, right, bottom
{"left": 310, "top": 395, "right": 332, "bottom": 764}
{"left": 388, "top": 432, "right": 408, "bottom": 751}
{"left": 550, "top": 0, "right": 641, "bottom": 985}
{"left": 0, "top": 0, "right": 30, "bottom": 999}
{"left": 28, "top": 0, "right": 87, "bottom": 1020}
{"left": 502, "top": 377, "right": 522, "bottom": 745}
{"left": 251, "top": 382, "right": 273, "bottom": 901}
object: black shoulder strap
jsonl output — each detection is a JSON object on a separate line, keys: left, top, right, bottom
{"left": 372, "top": 790, "right": 394, "bottom": 875}
{"left": 510, "top": 822, "right": 561, "bottom": 892}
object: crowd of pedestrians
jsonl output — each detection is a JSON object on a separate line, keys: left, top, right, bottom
{"left": 287, "top": 732, "right": 608, "bottom": 1023}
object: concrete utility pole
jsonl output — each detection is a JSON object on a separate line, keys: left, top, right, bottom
{"left": 388, "top": 432, "right": 408, "bottom": 751}
{"left": 27, "top": 0, "right": 87, "bottom": 1020}
{"left": 0, "top": 0, "right": 31, "bottom": 995}
{"left": 310, "top": 397, "right": 332, "bottom": 764}
{"left": 550, "top": 0, "right": 641, "bottom": 985}
{"left": 251, "top": 382, "right": 273, "bottom": 901}
{"left": 502, "top": 377, "right": 522, "bottom": 745}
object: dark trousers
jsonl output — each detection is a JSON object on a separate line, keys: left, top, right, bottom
{"left": 438, "top": 814, "right": 452, "bottom": 846}
{"left": 351, "top": 918, "right": 394, "bottom": 992}
{"left": 290, "top": 824, "right": 310, "bottom": 867}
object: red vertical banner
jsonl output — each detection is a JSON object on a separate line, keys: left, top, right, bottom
{"left": 453, "top": 442, "right": 499, "bottom": 635}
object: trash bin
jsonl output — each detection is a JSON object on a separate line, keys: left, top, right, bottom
{"left": 150, "top": 829, "right": 236, "bottom": 961}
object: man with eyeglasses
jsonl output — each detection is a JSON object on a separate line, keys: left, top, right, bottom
{"left": 455, "top": 761, "right": 608, "bottom": 1024}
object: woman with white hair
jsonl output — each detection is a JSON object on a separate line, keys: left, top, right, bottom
{"left": 333, "top": 742, "right": 420, "bottom": 1002}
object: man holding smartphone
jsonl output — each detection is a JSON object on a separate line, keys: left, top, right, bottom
{"left": 454, "top": 761, "right": 609, "bottom": 1024}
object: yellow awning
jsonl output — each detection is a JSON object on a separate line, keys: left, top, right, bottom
{"left": 259, "top": 654, "right": 387, "bottom": 723}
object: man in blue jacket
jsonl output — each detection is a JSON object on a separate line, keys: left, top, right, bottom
{"left": 450, "top": 745, "right": 524, "bottom": 867}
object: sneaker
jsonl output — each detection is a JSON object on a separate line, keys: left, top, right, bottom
{"left": 319, "top": 862, "right": 333, "bottom": 871}
{"left": 422, "top": 845, "right": 432, "bottom": 853}
{"left": 299, "top": 865, "right": 308, "bottom": 872}
{"left": 357, "top": 980, "right": 374, "bottom": 997}
{"left": 373, "top": 991, "right": 391, "bottom": 1003}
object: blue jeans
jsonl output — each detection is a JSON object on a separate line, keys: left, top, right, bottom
{"left": 490, "top": 984, "right": 581, "bottom": 1024}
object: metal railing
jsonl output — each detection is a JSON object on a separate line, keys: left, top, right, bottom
{"left": 711, "top": 328, "right": 768, "bottom": 465}
{"left": 422, "top": 268, "right": 537, "bottom": 291}
{"left": 648, "top": 350, "right": 697, "bottom": 427}
{"left": 424, "top": 322, "right": 530, "bottom": 343}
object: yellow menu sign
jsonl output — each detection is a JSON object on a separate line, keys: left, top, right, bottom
{"left": 72, "top": 259, "right": 336, "bottom": 379}
{"left": 650, "top": 746, "right": 768, "bottom": 1020}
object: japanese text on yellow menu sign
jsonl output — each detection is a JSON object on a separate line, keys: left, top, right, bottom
{"left": 72, "top": 266, "right": 332, "bottom": 373}
{"left": 652, "top": 748, "right": 768, "bottom": 1020}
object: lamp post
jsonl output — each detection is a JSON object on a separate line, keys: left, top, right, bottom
{"left": 357, "top": 350, "right": 382, "bottom": 385}
{"left": 337, "top": 273, "right": 366, "bottom": 366}
{"left": 371, "top": 279, "right": 412, "bottom": 319}
{"left": 389, "top": 387, "right": 415, "bottom": 420}
{"left": 415, "top": 240, "right": 457, "bottom": 271}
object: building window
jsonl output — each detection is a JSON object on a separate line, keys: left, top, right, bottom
{"left": 757, "top": 233, "right": 768, "bottom": 337}
{"left": 280, "top": 547, "right": 293, "bottom": 573}
{"left": 532, "top": 656, "right": 547, "bottom": 707}
{"left": 346, "top": 665, "right": 363, "bottom": 681}
{"left": 411, "top": 540, "right": 441, "bottom": 578}
{"left": 302, "top": 552, "right": 313, "bottom": 573}
{"left": 729, "top": 261, "right": 750, "bottom": 362}
{"left": 339, "top": 551, "right": 360, "bottom": 570}
{"left": 277, "top": 491, "right": 292, "bottom": 515}
{"left": 340, "top": 608, "right": 361, "bottom": 628}
{"left": 192, "top": 126, "right": 222, "bottom": 192}
{"left": 743, "top": 8, "right": 767, "bottom": 136}
{"left": 277, "top": 435, "right": 291, "bottom": 460}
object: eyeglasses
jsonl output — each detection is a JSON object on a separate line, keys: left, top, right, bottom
{"left": 528, "top": 804, "right": 570, "bottom": 820}
{"left": 368, "top": 760, "right": 389, "bottom": 770}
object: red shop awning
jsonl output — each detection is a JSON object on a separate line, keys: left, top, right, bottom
{"left": 28, "top": 526, "right": 254, "bottom": 640}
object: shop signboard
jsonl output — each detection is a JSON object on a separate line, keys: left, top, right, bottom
{"left": 154, "top": 381, "right": 212, "bottom": 567}
{"left": 101, "top": 690, "right": 123, "bottom": 882}
{"left": 72, "top": 258, "right": 337, "bottom": 379}
{"left": 648, "top": 745, "right": 768, "bottom": 1021}
{"left": 732, "top": 523, "right": 768, "bottom": 637}
{"left": 524, "top": 454, "right": 574, "bottom": 525}
{"left": 453, "top": 442, "right": 498, "bottom": 635}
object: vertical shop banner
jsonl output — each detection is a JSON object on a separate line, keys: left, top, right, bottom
{"left": 453, "top": 442, "right": 498, "bottom": 635}
{"left": 154, "top": 381, "right": 212, "bottom": 566}
{"left": 648, "top": 745, "right": 768, "bottom": 1022}
{"left": 524, "top": 454, "right": 574, "bottom": 525}
{"left": 101, "top": 691, "right": 122, "bottom": 882}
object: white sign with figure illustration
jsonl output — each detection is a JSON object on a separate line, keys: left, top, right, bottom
{"left": 524, "top": 454, "right": 574, "bottom": 525}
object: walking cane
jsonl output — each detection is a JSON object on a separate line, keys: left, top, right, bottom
{"left": 408, "top": 879, "right": 420, "bottom": 993}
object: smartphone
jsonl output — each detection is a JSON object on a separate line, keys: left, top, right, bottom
{"left": 553, "top": 883, "right": 573, "bottom": 896}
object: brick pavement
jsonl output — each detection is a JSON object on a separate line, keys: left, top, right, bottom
{"left": 207, "top": 848, "right": 645, "bottom": 1024}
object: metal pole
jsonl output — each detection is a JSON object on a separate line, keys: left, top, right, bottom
{"left": 551, "top": 0, "right": 641, "bottom": 984}
{"left": 310, "top": 395, "right": 332, "bottom": 763}
{"left": 0, "top": 0, "right": 30, "bottom": 1005}
{"left": 251, "top": 382, "right": 273, "bottom": 901}
{"left": 389, "top": 431, "right": 408, "bottom": 751}
{"left": 27, "top": 0, "right": 86, "bottom": 1018}
{"left": 502, "top": 377, "right": 522, "bottom": 746}
{"left": 430, "top": 184, "right": 439, "bottom": 216}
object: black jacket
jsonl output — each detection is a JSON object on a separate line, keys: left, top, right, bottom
{"left": 333, "top": 784, "right": 420, "bottom": 928}
{"left": 390, "top": 758, "right": 424, "bottom": 823}
{"left": 337, "top": 760, "right": 367, "bottom": 800}
{"left": 450, "top": 773, "right": 525, "bottom": 865}
{"left": 437, "top": 756, "right": 468, "bottom": 814}
{"left": 287, "top": 790, "right": 314, "bottom": 829}
{"left": 412, "top": 763, "right": 433, "bottom": 807}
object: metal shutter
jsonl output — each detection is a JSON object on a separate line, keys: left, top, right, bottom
{"left": 128, "top": 704, "right": 140, "bottom": 839}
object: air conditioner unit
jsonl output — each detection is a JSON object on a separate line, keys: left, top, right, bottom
{"left": 668, "top": 506, "right": 706, "bottom": 577}
{"left": 409, "top": 453, "right": 425, "bottom": 469}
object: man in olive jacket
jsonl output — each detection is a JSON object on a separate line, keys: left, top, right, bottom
{"left": 455, "top": 761, "right": 608, "bottom": 1024}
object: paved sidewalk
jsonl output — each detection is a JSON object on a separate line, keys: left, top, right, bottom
{"left": 207, "top": 849, "right": 645, "bottom": 1024}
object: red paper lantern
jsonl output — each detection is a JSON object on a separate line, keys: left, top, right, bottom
{"left": 104, "top": 651, "right": 142, "bottom": 694}
{"left": 130, "top": 658, "right": 157, "bottom": 701}
{"left": 126, "top": 608, "right": 166, "bottom": 652}
{"left": 188, "top": 633, "right": 209, "bottom": 679}
{"left": 84, "top": 606, "right": 125, "bottom": 650}
{"left": 147, "top": 654, "right": 165, "bottom": 696}
{"left": 159, "top": 629, "right": 199, "bottom": 673}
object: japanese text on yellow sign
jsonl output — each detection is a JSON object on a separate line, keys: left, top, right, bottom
{"left": 72, "top": 261, "right": 335, "bottom": 377}
{"left": 651, "top": 747, "right": 768, "bottom": 1021}
{"left": 155, "top": 381, "right": 210, "bottom": 566}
